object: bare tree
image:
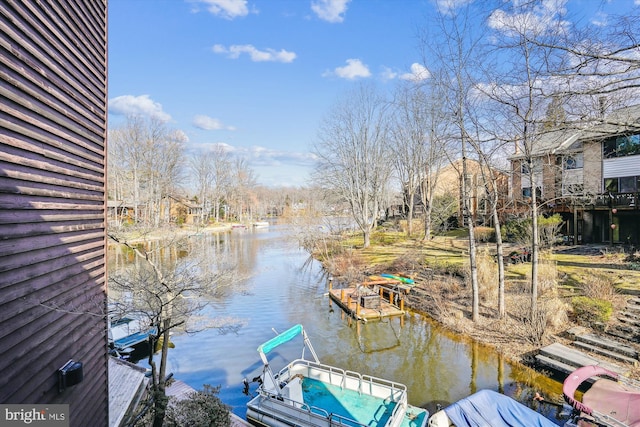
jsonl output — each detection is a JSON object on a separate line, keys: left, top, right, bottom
{"left": 233, "top": 157, "right": 258, "bottom": 222}
{"left": 313, "top": 83, "right": 393, "bottom": 248}
{"left": 108, "top": 116, "right": 186, "bottom": 228}
{"left": 390, "top": 80, "right": 449, "bottom": 239}
{"left": 482, "top": 0, "right": 566, "bottom": 316}
{"left": 108, "top": 233, "right": 242, "bottom": 427}
{"left": 190, "top": 145, "right": 233, "bottom": 224}
{"left": 428, "top": 1, "right": 488, "bottom": 321}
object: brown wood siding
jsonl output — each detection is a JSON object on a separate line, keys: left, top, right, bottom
{"left": 0, "top": 1, "right": 108, "bottom": 426}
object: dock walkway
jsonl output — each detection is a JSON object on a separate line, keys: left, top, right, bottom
{"left": 536, "top": 342, "right": 628, "bottom": 376}
{"left": 329, "top": 287, "right": 405, "bottom": 320}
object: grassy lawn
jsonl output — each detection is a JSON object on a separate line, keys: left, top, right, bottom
{"left": 347, "top": 229, "right": 640, "bottom": 295}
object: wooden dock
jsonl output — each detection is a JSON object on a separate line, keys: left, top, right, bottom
{"left": 329, "top": 286, "right": 405, "bottom": 321}
{"left": 536, "top": 342, "right": 629, "bottom": 376}
{"left": 108, "top": 357, "right": 149, "bottom": 427}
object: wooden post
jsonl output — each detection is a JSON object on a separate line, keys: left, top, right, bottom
{"left": 389, "top": 291, "right": 393, "bottom": 304}
{"left": 329, "top": 278, "right": 333, "bottom": 290}
{"left": 356, "top": 300, "right": 360, "bottom": 318}
{"left": 379, "top": 287, "right": 383, "bottom": 297}
{"left": 400, "top": 298, "right": 404, "bottom": 311}
{"left": 341, "top": 289, "right": 345, "bottom": 302}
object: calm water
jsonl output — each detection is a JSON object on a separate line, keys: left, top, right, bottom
{"left": 109, "top": 223, "right": 566, "bottom": 424}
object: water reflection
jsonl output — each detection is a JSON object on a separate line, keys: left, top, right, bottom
{"left": 108, "top": 223, "right": 565, "bottom": 424}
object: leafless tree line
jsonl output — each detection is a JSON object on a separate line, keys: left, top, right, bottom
{"left": 107, "top": 115, "right": 322, "bottom": 228}
{"left": 312, "top": 0, "right": 640, "bottom": 322}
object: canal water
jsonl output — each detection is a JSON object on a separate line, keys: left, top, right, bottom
{"left": 109, "top": 223, "right": 566, "bottom": 424}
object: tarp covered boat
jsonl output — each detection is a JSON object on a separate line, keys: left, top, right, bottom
{"left": 427, "top": 389, "right": 557, "bottom": 427}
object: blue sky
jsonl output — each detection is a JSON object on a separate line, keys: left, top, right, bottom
{"left": 108, "top": 0, "right": 638, "bottom": 187}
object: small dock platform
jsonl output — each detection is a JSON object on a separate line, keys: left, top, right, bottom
{"left": 328, "top": 286, "right": 405, "bottom": 321}
{"left": 536, "top": 342, "right": 629, "bottom": 376}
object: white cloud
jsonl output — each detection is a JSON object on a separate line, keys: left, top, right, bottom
{"left": 193, "top": 115, "right": 236, "bottom": 131}
{"left": 325, "top": 59, "right": 371, "bottom": 79}
{"left": 591, "top": 11, "right": 608, "bottom": 27}
{"left": 311, "top": 0, "right": 350, "bottom": 23}
{"left": 380, "top": 67, "right": 398, "bottom": 81}
{"left": 488, "top": 0, "right": 569, "bottom": 37}
{"left": 108, "top": 95, "right": 171, "bottom": 121}
{"left": 434, "top": 0, "right": 474, "bottom": 14}
{"left": 189, "top": 142, "right": 317, "bottom": 166}
{"left": 191, "top": 0, "right": 253, "bottom": 20}
{"left": 213, "top": 44, "right": 296, "bottom": 62}
{"left": 400, "top": 63, "right": 430, "bottom": 82}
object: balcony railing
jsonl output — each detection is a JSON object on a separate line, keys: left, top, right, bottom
{"left": 594, "top": 192, "right": 638, "bottom": 208}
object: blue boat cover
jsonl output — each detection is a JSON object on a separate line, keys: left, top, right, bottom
{"left": 443, "top": 390, "right": 557, "bottom": 427}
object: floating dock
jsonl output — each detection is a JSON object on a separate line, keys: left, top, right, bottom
{"left": 328, "top": 286, "right": 405, "bottom": 321}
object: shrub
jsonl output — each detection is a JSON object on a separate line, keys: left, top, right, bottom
{"left": 165, "top": 384, "right": 230, "bottom": 427}
{"left": 580, "top": 271, "right": 617, "bottom": 302}
{"left": 502, "top": 214, "right": 563, "bottom": 248}
{"left": 475, "top": 227, "right": 495, "bottom": 243}
{"left": 571, "top": 296, "right": 613, "bottom": 325}
{"left": 476, "top": 249, "right": 497, "bottom": 303}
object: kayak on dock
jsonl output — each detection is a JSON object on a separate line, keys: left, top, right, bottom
{"left": 380, "top": 273, "right": 415, "bottom": 285}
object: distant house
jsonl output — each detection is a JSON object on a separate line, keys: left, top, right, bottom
{"left": 161, "top": 195, "right": 203, "bottom": 225}
{"left": 107, "top": 200, "right": 140, "bottom": 226}
{"left": 1, "top": 2, "right": 109, "bottom": 426}
{"left": 408, "top": 159, "right": 509, "bottom": 228}
{"left": 509, "top": 105, "right": 640, "bottom": 245}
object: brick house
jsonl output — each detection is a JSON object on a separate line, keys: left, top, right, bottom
{"left": 510, "top": 105, "right": 640, "bottom": 245}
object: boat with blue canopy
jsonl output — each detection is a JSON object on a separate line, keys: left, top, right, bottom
{"left": 245, "top": 324, "right": 428, "bottom": 427}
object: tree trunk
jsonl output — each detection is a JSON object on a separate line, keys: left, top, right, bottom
{"left": 407, "top": 199, "right": 414, "bottom": 237}
{"left": 152, "top": 318, "right": 172, "bottom": 427}
{"left": 493, "top": 207, "right": 505, "bottom": 318}
{"left": 461, "top": 152, "right": 479, "bottom": 322}
{"left": 530, "top": 191, "right": 540, "bottom": 316}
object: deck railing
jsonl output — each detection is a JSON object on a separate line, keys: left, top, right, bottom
{"left": 594, "top": 192, "right": 638, "bottom": 208}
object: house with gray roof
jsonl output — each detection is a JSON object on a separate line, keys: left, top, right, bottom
{"left": 510, "top": 105, "right": 640, "bottom": 245}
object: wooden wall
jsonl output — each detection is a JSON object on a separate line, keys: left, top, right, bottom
{"left": 0, "top": 1, "right": 108, "bottom": 426}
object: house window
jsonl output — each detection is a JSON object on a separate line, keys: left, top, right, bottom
{"left": 563, "top": 153, "right": 583, "bottom": 170}
{"left": 522, "top": 186, "right": 542, "bottom": 198}
{"left": 620, "top": 176, "right": 638, "bottom": 193}
{"left": 604, "top": 178, "right": 618, "bottom": 193}
{"left": 521, "top": 158, "right": 542, "bottom": 174}
{"left": 605, "top": 176, "right": 640, "bottom": 193}
{"left": 603, "top": 133, "right": 640, "bottom": 158}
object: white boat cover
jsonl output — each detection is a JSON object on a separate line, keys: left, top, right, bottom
{"left": 443, "top": 389, "right": 557, "bottom": 427}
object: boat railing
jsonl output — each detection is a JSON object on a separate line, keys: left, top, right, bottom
{"left": 257, "top": 391, "right": 368, "bottom": 427}
{"left": 274, "top": 359, "right": 408, "bottom": 427}
{"left": 282, "top": 359, "right": 407, "bottom": 398}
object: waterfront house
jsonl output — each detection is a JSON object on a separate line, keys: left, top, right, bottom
{"left": 509, "top": 105, "right": 640, "bottom": 245}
